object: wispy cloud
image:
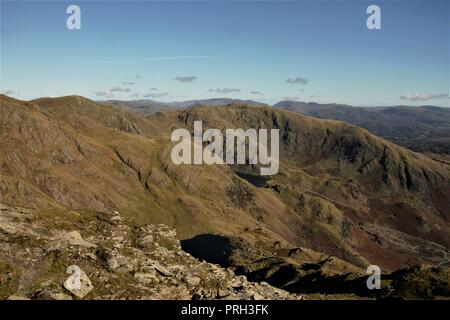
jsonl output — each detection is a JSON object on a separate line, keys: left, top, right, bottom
{"left": 209, "top": 88, "right": 241, "bottom": 94}
{"left": 143, "top": 92, "right": 169, "bottom": 99}
{"left": 282, "top": 96, "right": 299, "bottom": 101}
{"left": 122, "top": 81, "right": 135, "bottom": 85}
{"left": 2, "top": 90, "right": 15, "bottom": 96}
{"left": 250, "top": 91, "right": 263, "bottom": 95}
{"left": 400, "top": 93, "right": 448, "bottom": 102}
{"left": 94, "top": 86, "right": 132, "bottom": 98}
{"left": 100, "top": 55, "right": 230, "bottom": 63}
{"left": 111, "top": 86, "right": 132, "bottom": 93}
{"left": 131, "top": 93, "right": 140, "bottom": 98}
{"left": 93, "top": 90, "right": 114, "bottom": 99}
{"left": 286, "top": 77, "right": 308, "bottom": 85}
{"left": 175, "top": 76, "right": 197, "bottom": 83}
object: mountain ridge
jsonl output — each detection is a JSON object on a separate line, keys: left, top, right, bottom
{"left": 1, "top": 95, "right": 449, "bottom": 273}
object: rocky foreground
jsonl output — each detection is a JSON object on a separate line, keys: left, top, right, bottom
{"left": 0, "top": 203, "right": 300, "bottom": 300}
{"left": 1, "top": 203, "right": 449, "bottom": 300}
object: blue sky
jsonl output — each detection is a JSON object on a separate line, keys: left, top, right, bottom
{"left": 1, "top": 0, "right": 449, "bottom": 106}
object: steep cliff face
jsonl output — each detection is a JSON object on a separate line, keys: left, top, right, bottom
{"left": 172, "top": 106, "right": 450, "bottom": 269}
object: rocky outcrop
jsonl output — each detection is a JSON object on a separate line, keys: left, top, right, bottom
{"left": 1, "top": 203, "right": 449, "bottom": 300}
{"left": 0, "top": 204, "right": 300, "bottom": 300}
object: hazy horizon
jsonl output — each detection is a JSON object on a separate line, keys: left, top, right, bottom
{"left": 2, "top": 93, "right": 449, "bottom": 109}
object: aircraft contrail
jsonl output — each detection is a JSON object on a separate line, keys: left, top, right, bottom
{"left": 99, "top": 55, "right": 230, "bottom": 63}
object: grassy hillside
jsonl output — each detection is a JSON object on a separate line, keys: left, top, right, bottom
{"left": 1, "top": 95, "right": 449, "bottom": 272}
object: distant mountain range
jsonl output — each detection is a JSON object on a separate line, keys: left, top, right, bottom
{"left": 101, "top": 98, "right": 267, "bottom": 115}
{"left": 273, "top": 101, "right": 450, "bottom": 155}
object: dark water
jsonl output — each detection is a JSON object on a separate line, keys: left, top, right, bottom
{"left": 180, "top": 234, "right": 232, "bottom": 268}
{"left": 236, "top": 172, "right": 268, "bottom": 188}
